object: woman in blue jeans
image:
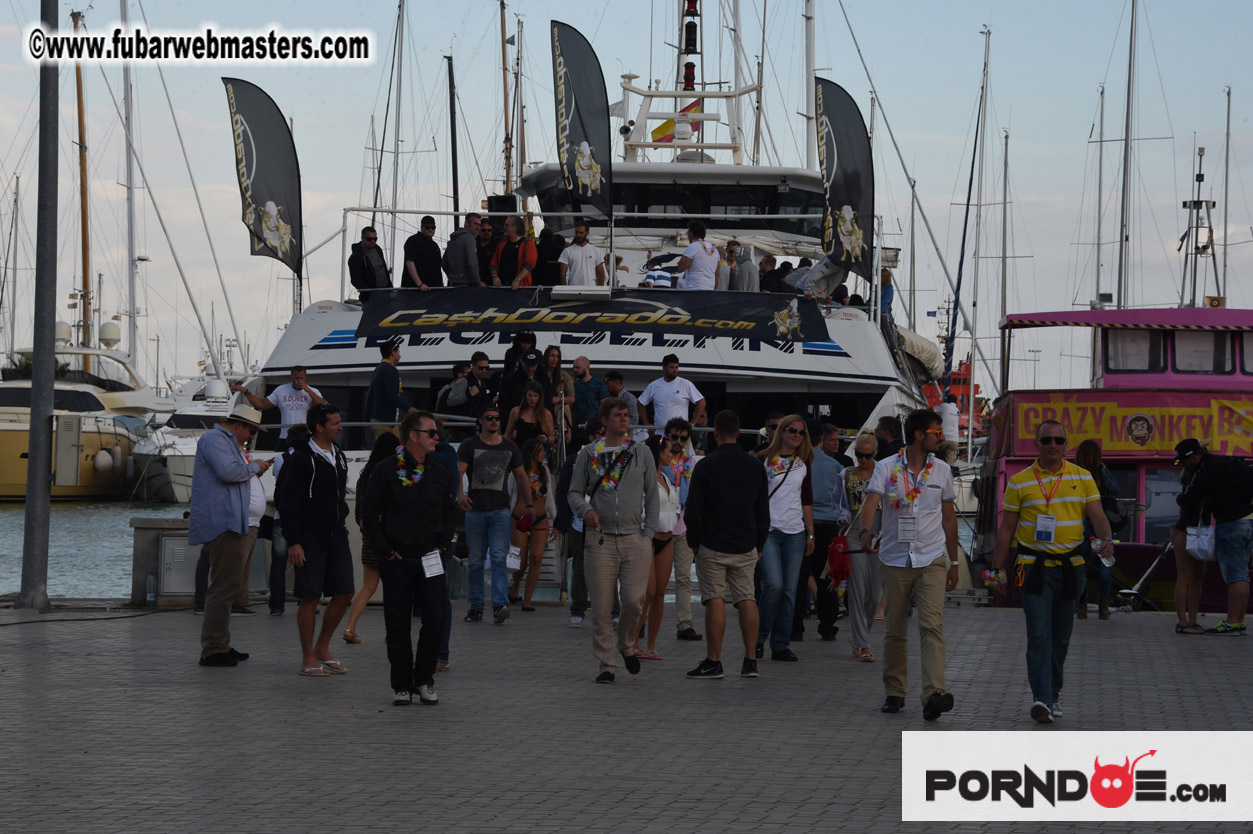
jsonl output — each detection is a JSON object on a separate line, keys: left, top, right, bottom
{"left": 1075, "top": 440, "right": 1120, "bottom": 619}
{"left": 755, "top": 414, "right": 814, "bottom": 661}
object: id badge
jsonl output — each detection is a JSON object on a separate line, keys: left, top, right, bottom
{"left": 1034, "top": 514, "right": 1057, "bottom": 544}
{"left": 898, "top": 515, "right": 918, "bottom": 544}
{"left": 421, "top": 550, "right": 445, "bottom": 578}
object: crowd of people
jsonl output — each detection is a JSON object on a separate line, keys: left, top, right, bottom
{"left": 345, "top": 213, "right": 891, "bottom": 309}
{"left": 189, "top": 339, "right": 1251, "bottom": 720}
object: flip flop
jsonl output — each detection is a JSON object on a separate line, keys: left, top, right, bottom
{"left": 860, "top": 651, "right": 875, "bottom": 663}
{"left": 299, "top": 665, "right": 331, "bottom": 677}
{"left": 342, "top": 630, "right": 361, "bottom": 644}
{"left": 316, "top": 659, "right": 348, "bottom": 674}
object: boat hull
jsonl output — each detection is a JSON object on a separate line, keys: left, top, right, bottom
{"left": 0, "top": 417, "right": 139, "bottom": 501}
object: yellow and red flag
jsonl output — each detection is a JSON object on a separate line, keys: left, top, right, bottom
{"left": 651, "top": 99, "right": 703, "bottom": 143}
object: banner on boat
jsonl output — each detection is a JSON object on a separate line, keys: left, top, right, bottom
{"left": 1007, "top": 391, "right": 1253, "bottom": 457}
{"left": 815, "top": 77, "right": 874, "bottom": 280}
{"left": 355, "top": 288, "right": 826, "bottom": 342}
{"left": 222, "top": 77, "right": 303, "bottom": 279}
{"left": 550, "top": 21, "right": 612, "bottom": 218}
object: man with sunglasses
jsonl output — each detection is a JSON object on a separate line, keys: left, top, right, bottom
{"left": 190, "top": 403, "right": 273, "bottom": 667}
{"left": 858, "top": 409, "right": 958, "bottom": 721}
{"left": 348, "top": 226, "right": 391, "bottom": 295}
{"left": 402, "top": 214, "right": 441, "bottom": 290}
{"left": 444, "top": 351, "right": 493, "bottom": 420}
{"left": 662, "top": 418, "right": 703, "bottom": 641}
{"left": 991, "top": 420, "right": 1112, "bottom": 724}
{"left": 458, "top": 405, "right": 534, "bottom": 624}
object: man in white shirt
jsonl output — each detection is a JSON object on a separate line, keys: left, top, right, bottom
{"left": 935, "top": 395, "right": 961, "bottom": 465}
{"left": 857, "top": 408, "right": 959, "bottom": 722}
{"left": 676, "top": 219, "right": 720, "bottom": 291}
{"left": 639, "top": 354, "right": 707, "bottom": 433}
{"left": 557, "top": 222, "right": 607, "bottom": 286}
{"left": 231, "top": 366, "right": 326, "bottom": 445}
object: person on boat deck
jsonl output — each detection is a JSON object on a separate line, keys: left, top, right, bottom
{"left": 568, "top": 397, "right": 660, "bottom": 684}
{"left": 533, "top": 227, "right": 566, "bottom": 287}
{"left": 490, "top": 215, "right": 538, "bottom": 289}
{"left": 191, "top": 402, "right": 273, "bottom": 667}
{"left": 1173, "top": 437, "right": 1253, "bottom": 636}
{"left": 760, "top": 258, "right": 800, "bottom": 294}
{"left": 874, "top": 267, "right": 896, "bottom": 324}
{"left": 279, "top": 403, "right": 356, "bottom": 678}
{"left": 476, "top": 217, "right": 498, "bottom": 285}
{"left": 785, "top": 257, "right": 812, "bottom": 292}
{"left": 730, "top": 245, "right": 759, "bottom": 293}
{"left": 402, "top": 214, "right": 442, "bottom": 290}
{"left": 348, "top": 226, "right": 390, "bottom": 295}
{"left": 874, "top": 415, "right": 904, "bottom": 461}
{"left": 798, "top": 257, "right": 847, "bottom": 303}
{"left": 442, "top": 211, "right": 482, "bottom": 287}
{"left": 676, "top": 219, "right": 720, "bottom": 291}
{"left": 640, "top": 354, "right": 707, "bottom": 435}
{"left": 498, "top": 348, "right": 553, "bottom": 420}
{"left": 858, "top": 408, "right": 959, "bottom": 721}
{"left": 716, "top": 240, "right": 739, "bottom": 290}
{"left": 365, "top": 335, "right": 416, "bottom": 437}
{"left": 990, "top": 419, "right": 1113, "bottom": 725}
{"left": 935, "top": 395, "right": 961, "bottom": 466}
{"left": 230, "top": 366, "right": 325, "bottom": 448}
{"left": 557, "top": 221, "right": 606, "bottom": 287}
{"left": 361, "top": 411, "right": 455, "bottom": 706}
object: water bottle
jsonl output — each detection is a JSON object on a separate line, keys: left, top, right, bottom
{"left": 145, "top": 572, "right": 157, "bottom": 608}
{"left": 1092, "top": 537, "right": 1116, "bottom": 568}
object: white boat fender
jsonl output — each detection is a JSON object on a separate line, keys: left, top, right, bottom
{"left": 125, "top": 454, "right": 135, "bottom": 479}
{"left": 112, "top": 444, "right": 123, "bottom": 471}
{"left": 94, "top": 449, "right": 114, "bottom": 472}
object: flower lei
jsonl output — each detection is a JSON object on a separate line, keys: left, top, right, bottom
{"left": 395, "top": 446, "right": 424, "bottom": 487}
{"left": 885, "top": 450, "right": 934, "bottom": 510}
{"left": 590, "top": 438, "right": 634, "bottom": 492}
{"left": 765, "top": 454, "right": 793, "bottom": 479}
{"left": 982, "top": 569, "right": 1008, "bottom": 592}
{"left": 667, "top": 452, "right": 694, "bottom": 488}
{"left": 529, "top": 470, "right": 545, "bottom": 499}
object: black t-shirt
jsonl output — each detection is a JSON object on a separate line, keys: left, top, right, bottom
{"left": 533, "top": 238, "right": 564, "bottom": 286}
{"left": 403, "top": 233, "right": 443, "bottom": 287}
{"left": 457, "top": 434, "right": 523, "bottom": 511}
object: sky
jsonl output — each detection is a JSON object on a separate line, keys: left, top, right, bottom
{"left": 1, "top": 0, "right": 1252, "bottom": 400}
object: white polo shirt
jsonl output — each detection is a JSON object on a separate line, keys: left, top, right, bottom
{"left": 266, "top": 382, "right": 322, "bottom": 438}
{"left": 558, "top": 242, "right": 605, "bottom": 286}
{"left": 866, "top": 453, "right": 956, "bottom": 568}
{"left": 639, "top": 375, "right": 703, "bottom": 433}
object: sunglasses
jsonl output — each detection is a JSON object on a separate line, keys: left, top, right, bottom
{"left": 474, "top": 364, "right": 489, "bottom": 371}
{"left": 782, "top": 426, "right": 805, "bottom": 435}
{"left": 855, "top": 451, "right": 875, "bottom": 459}
{"left": 1038, "top": 436, "right": 1067, "bottom": 446}
{"left": 924, "top": 428, "right": 944, "bottom": 436}
{"left": 364, "top": 236, "right": 378, "bottom": 241}
{"left": 482, "top": 414, "right": 501, "bottom": 421}
{"left": 422, "top": 226, "right": 435, "bottom": 231}
{"left": 411, "top": 428, "right": 440, "bottom": 439}
{"left": 667, "top": 433, "right": 689, "bottom": 442}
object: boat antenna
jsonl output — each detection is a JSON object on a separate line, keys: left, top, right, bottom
{"left": 1115, "top": 0, "right": 1136, "bottom": 309}
{"left": 1222, "top": 85, "right": 1231, "bottom": 297}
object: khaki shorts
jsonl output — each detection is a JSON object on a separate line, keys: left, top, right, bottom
{"left": 695, "top": 545, "right": 758, "bottom": 604}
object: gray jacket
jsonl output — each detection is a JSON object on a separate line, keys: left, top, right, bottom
{"left": 568, "top": 441, "right": 659, "bottom": 539}
{"left": 731, "top": 253, "right": 759, "bottom": 293}
{"left": 442, "top": 227, "right": 480, "bottom": 286}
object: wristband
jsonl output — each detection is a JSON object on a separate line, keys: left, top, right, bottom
{"left": 949, "top": 561, "right": 959, "bottom": 566}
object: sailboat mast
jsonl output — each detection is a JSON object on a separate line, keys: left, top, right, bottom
{"left": 803, "top": 0, "right": 816, "bottom": 169}
{"left": 732, "top": 0, "right": 744, "bottom": 148}
{"left": 1116, "top": 0, "right": 1137, "bottom": 309}
{"left": 121, "top": 0, "right": 137, "bottom": 373}
{"left": 996, "top": 129, "right": 1009, "bottom": 434}
{"left": 968, "top": 26, "right": 990, "bottom": 421}
{"left": 6, "top": 177, "right": 17, "bottom": 359}
{"left": 499, "top": 0, "right": 513, "bottom": 195}
{"left": 908, "top": 179, "right": 916, "bottom": 331}
{"left": 1095, "top": 84, "right": 1104, "bottom": 303}
{"left": 1223, "top": 85, "right": 1231, "bottom": 297}
{"left": 391, "top": 1, "right": 405, "bottom": 274}
{"left": 446, "top": 55, "right": 460, "bottom": 215}
{"left": 516, "top": 18, "right": 526, "bottom": 190}
{"left": 72, "top": 12, "right": 92, "bottom": 373}
{"left": 752, "top": 0, "right": 767, "bottom": 166}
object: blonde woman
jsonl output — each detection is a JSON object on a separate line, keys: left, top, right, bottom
{"left": 755, "top": 414, "right": 814, "bottom": 662}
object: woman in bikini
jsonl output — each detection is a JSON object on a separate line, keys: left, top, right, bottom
{"left": 507, "top": 437, "right": 557, "bottom": 610}
{"left": 506, "top": 380, "right": 554, "bottom": 455}
{"left": 633, "top": 436, "right": 684, "bottom": 660}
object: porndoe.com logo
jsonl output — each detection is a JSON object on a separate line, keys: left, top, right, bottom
{"left": 903, "top": 732, "right": 1248, "bottom": 822}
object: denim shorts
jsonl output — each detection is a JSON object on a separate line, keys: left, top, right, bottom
{"left": 1215, "top": 518, "right": 1253, "bottom": 585}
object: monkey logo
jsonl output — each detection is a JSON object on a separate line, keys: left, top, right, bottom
{"left": 1124, "top": 413, "right": 1154, "bottom": 447}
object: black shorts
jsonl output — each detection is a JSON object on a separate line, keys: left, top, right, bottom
{"left": 293, "top": 526, "right": 355, "bottom": 600}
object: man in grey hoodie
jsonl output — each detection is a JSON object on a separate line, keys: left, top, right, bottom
{"left": 568, "top": 397, "right": 660, "bottom": 683}
{"left": 442, "top": 212, "right": 482, "bottom": 286}
{"left": 730, "top": 245, "right": 759, "bottom": 293}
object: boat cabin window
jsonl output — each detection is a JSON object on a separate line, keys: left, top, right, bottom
{"left": 1143, "top": 466, "right": 1185, "bottom": 545}
{"left": 1243, "top": 333, "right": 1253, "bottom": 374}
{"left": 166, "top": 412, "right": 223, "bottom": 430}
{"left": 1173, "top": 332, "right": 1233, "bottom": 374}
{"left": 1104, "top": 330, "right": 1166, "bottom": 373}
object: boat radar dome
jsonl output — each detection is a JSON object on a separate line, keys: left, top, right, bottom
{"left": 54, "top": 321, "right": 72, "bottom": 344}
{"left": 98, "top": 321, "right": 121, "bottom": 349}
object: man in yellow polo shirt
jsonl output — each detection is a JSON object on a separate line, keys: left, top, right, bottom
{"left": 991, "top": 420, "right": 1114, "bottom": 724}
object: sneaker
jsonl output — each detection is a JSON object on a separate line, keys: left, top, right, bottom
{"left": 1205, "top": 620, "right": 1247, "bottom": 635}
{"left": 226, "top": 648, "right": 250, "bottom": 662}
{"left": 230, "top": 604, "right": 256, "bottom": 616}
{"left": 392, "top": 690, "right": 412, "bottom": 706}
{"left": 198, "top": 652, "right": 237, "bottom": 667}
{"left": 596, "top": 671, "right": 616, "bottom": 684}
{"left": 676, "top": 627, "right": 703, "bottom": 641}
{"left": 436, "top": 660, "right": 450, "bottom": 673}
{"left": 464, "top": 609, "right": 483, "bottom": 623}
{"left": 569, "top": 615, "right": 584, "bottom": 627}
{"left": 923, "top": 691, "right": 955, "bottom": 721}
{"left": 193, "top": 605, "right": 204, "bottom": 615}
{"left": 417, "top": 684, "right": 438, "bottom": 705}
{"left": 771, "top": 648, "right": 800, "bottom": 662}
{"left": 1030, "top": 701, "right": 1054, "bottom": 724}
{"left": 1050, "top": 701, "right": 1064, "bottom": 718}
{"left": 493, "top": 604, "right": 510, "bottom": 624}
{"left": 268, "top": 609, "right": 283, "bottom": 617}
{"left": 881, "top": 695, "right": 905, "bottom": 714}
{"left": 686, "top": 659, "right": 725, "bottom": 679}
{"left": 740, "top": 659, "right": 759, "bottom": 678}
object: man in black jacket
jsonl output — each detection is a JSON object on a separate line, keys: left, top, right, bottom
{"left": 1175, "top": 438, "right": 1253, "bottom": 634}
{"left": 683, "top": 410, "right": 770, "bottom": 679}
{"left": 361, "top": 410, "right": 456, "bottom": 705}
{"left": 279, "top": 403, "right": 354, "bottom": 677}
{"left": 348, "top": 226, "right": 390, "bottom": 295}
{"left": 402, "top": 215, "right": 442, "bottom": 289}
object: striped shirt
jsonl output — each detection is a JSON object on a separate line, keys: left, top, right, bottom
{"left": 1003, "top": 460, "right": 1099, "bottom": 560}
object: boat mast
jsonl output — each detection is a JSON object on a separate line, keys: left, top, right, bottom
{"left": 1222, "top": 85, "right": 1231, "bottom": 297}
{"left": 499, "top": 0, "right": 513, "bottom": 195}
{"left": 515, "top": 18, "right": 526, "bottom": 192}
{"left": 391, "top": 0, "right": 405, "bottom": 274}
{"left": 5, "top": 177, "right": 16, "bottom": 359}
{"left": 732, "top": 0, "right": 744, "bottom": 149}
{"left": 446, "top": 55, "right": 459, "bottom": 215}
{"left": 991, "top": 129, "right": 1008, "bottom": 458}
{"left": 121, "top": 0, "right": 137, "bottom": 373}
{"left": 968, "top": 26, "right": 990, "bottom": 428}
{"left": 72, "top": 10, "right": 92, "bottom": 373}
{"left": 908, "top": 178, "right": 916, "bottom": 331}
{"left": 803, "top": 0, "right": 816, "bottom": 169}
{"left": 752, "top": 0, "right": 767, "bottom": 165}
{"left": 1095, "top": 84, "right": 1104, "bottom": 304}
{"left": 1116, "top": 0, "right": 1136, "bottom": 309}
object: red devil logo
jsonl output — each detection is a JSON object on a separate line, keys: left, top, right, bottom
{"left": 1090, "top": 750, "right": 1156, "bottom": 808}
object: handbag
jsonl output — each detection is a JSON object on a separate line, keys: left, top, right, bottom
{"left": 1185, "top": 525, "right": 1217, "bottom": 561}
{"left": 826, "top": 536, "right": 851, "bottom": 585}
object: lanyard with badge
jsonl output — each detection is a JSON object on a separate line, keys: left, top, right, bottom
{"left": 888, "top": 452, "right": 933, "bottom": 545}
{"left": 1031, "top": 462, "right": 1063, "bottom": 544}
